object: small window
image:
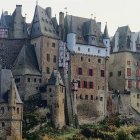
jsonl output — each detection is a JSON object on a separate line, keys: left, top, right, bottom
{"left": 100, "top": 97, "right": 103, "bottom": 101}
{"left": 47, "top": 54, "right": 50, "bottom": 62}
{"left": 98, "top": 50, "right": 100, "bottom": 53}
{"left": 78, "top": 68, "right": 82, "bottom": 75}
{"left": 85, "top": 95, "right": 88, "bottom": 100}
{"left": 52, "top": 42, "right": 55, "bottom": 48}
{"left": 98, "top": 59, "right": 101, "bottom": 63}
{"left": 128, "top": 80, "right": 132, "bottom": 88}
{"left": 137, "top": 103, "right": 139, "bottom": 107}
{"left": 49, "top": 88, "right": 52, "bottom": 92}
{"left": 88, "top": 48, "right": 90, "bottom": 52}
{"left": 137, "top": 94, "right": 140, "bottom": 99}
{"left": 53, "top": 55, "right": 56, "bottom": 63}
{"left": 88, "top": 58, "right": 90, "bottom": 62}
{"left": 89, "top": 82, "right": 93, "bottom": 89}
{"left": 15, "top": 78, "right": 20, "bottom": 83}
{"left": 91, "top": 95, "right": 93, "bottom": 100}
{"left": 136, "top": 69, "right": 140, "bottom": 77}
{"left": 136, "top": 81, "right": 139, "bottom": 89}
{"left": 34, "top": 78, "right": 36, "bottom": 82}
{"left": 127, "top": 68, "right": 131, "bottom": 76}
{"left": 81, "top": 57, "right": 83, "bottom": 61}
{"left": 46, "top": 67, "right": 50, "bottom": 74}
{"left": 27, "top": 78, "right": 30, "bottom": 82}
{"left": 118, "top": 71, "right": 121, "bottom": 77}
{"left": 89, "top": 69, "right": 93, "bottom": 76}
{"left": 2, "top": 122, "right": 5, "bottom": 127}
{"left": 83, "top": 81, "right": 87, "bottom": 88}
{"left": 17, "top": 108, "right": 19, "bottom": 114}
{"left": 109, "top": 72, "right": 113, "bottom": 77}
{"left": 101, "top": 70, "right": 104, "bottom": 77}
{"left": 78, "top": 47, "right": 80, "bottom": 51}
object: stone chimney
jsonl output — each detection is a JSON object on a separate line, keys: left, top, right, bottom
{"left": 46, "top": 7, "right": 52, "bottom": 18}
{"left": 59, "top": 12, "right": 64, "bottom": 26}
{"left": 16, "top": 5, "right": 22, "bottom": 15}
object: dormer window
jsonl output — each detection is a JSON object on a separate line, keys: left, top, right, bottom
{"left": 88, "top": 48, "right": 90, "bottom": 52}
{"left": 98, "top": 50, "right": 100, "bottom": 53}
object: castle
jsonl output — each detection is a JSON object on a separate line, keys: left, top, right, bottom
{"left": 0, "top": 3, "right": 127, "bottom": 139}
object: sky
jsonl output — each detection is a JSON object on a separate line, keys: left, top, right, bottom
{"left": 0, "top": 0, "right": 140, "bottom": 36}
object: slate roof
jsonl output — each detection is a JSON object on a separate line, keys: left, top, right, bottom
{"left": 0, "top": 68, "right": 22, "bottom": 103}
{"left": 64, "top": 15, "right": 103, "bottom": 45}
{"left": 112, "top": 26, "right": 132, "bottom": 51}
{"left": 48, "top": 70, "right": 64, "bottom": 86}
{"left": 12, "top": 44, "right": 41, "bottom": 76}
{"left": 103, "top": 24, "right": 109, "bottom": 39}
{"left": 30, "top": 5, "right": 59, "bottom": 39}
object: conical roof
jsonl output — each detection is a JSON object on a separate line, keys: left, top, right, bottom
{"left": 103, "top": 24, "right": 109, "bottom": 39}
{"left": 48, "top": 70, "right": 64, "bottom": 86}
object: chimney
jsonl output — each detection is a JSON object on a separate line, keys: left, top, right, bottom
{"left": 59, "top": 12, "right": 64, "bottom": 26}
{"left": 46, "top": 7, "right": 52, "bottom": 18}
{"left": 16, "top": 5, "right": 22, "bottom": 15}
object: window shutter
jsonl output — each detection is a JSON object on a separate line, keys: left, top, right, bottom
{"left": 127, "top": 68, "right": 131, "bottom": 76}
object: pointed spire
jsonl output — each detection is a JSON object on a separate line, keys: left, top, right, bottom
{"left": 48, "top": 70, "right": 64, "bottom": 86}
{"left": 0, "top": 10, "right": 7, "bottom": 28}
{"left": 103, "top": 22, "right": 109, "bottom": 39}
{"left": 69, "top": 15, "right": 74, "bottom": 33}
{"left": 136, "top": 33, "right": 140, "bottom": 45}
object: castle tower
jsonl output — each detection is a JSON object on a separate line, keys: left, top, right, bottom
{"left": 67, "top": 15, "right": 76, "bottom": 51}
{"left": 136, "top": 33, "right": 140, "bottom": 50}
{"left": 103, "top": 23, "right": 110, "bottom": 56}
{"left": 46, "top": 70, "right": 65, "bottom": 129}
{"left": 13, "top": 5, "right": 25, "bottom": 38}
{"left": 0, "top": 68, "right": 23, "bottom": 140}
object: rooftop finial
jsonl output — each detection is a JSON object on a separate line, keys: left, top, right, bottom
{"left": 64, "top": 7, "right": 68, "bottom": 15}
{"left": 36, "top": 0, "right": 38, "bottom": 5}
{"left": 91, "top": 13, "right": 93, "bottom": 19}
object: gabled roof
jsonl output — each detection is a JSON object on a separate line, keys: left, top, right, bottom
{"left": 103, "top": 24, "right": 109, "bottom": 39}
{"left": 0, "top": 68, "right": 22, "bottom": 103}
{"left": 30, "top": 5, "right": 59, "bottom": 39}
{"left": 12, "top": 44, "right": 41, "bottom": 76}
{"left": 48, "top": 70, "right": 64, "bottom": 86}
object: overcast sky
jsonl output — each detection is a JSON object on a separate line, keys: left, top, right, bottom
{"left": 0, "top": 0, "right": 140, "bottom": 36}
